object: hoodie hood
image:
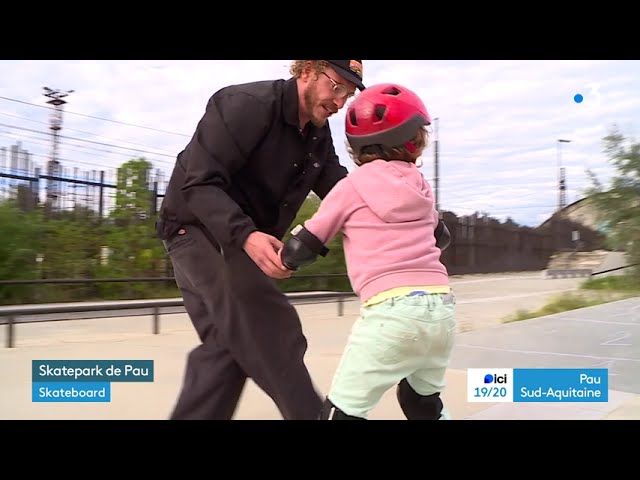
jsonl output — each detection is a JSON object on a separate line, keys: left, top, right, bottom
{"left": 349, "top": 160, "right": 433, "bottom": 222}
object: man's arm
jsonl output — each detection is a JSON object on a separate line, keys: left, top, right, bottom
{"left": 180, "top": 91, "right": 271, "bottom": 251}
{"left": 312, "top": 131, "right": 348, "bottom": 199}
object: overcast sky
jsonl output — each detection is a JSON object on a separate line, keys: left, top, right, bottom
{"left": 1, "top": 60, "right": 638, "bottom": 227}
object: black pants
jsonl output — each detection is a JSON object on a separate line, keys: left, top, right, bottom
{"left": 163, "top": 224, "right": 323, "bottom": 420}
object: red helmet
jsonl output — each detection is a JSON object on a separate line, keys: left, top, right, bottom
{"left": 345, "top": 83, "right": 431, "bottom": 154}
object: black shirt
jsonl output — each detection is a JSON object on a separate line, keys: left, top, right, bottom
{"left": 156, "top": 76, "right": 348, "bottom": 252}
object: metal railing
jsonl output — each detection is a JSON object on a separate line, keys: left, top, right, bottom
{"left": 0, "top": 291, "right": 357, "bottom": 348}
{"left": 0, "top": 273, "right": 349, "bottom": 286}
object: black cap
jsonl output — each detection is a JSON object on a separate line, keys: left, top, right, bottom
{"left": 326, "top": 60, "right": 365, "bottom": 90}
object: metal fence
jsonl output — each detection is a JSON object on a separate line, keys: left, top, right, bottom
{"left": 1, "top": 164, "right": 608, "bottom": 275}
{"left": 0, "top": 290, "right": 357, "bottom": 348}
{"left": 0, "top": 164, "right": 140, "bottom": 218}
{"left": 2, "top": 264, "right": 635, "bottom": 348}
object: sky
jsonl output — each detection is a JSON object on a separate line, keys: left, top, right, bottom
{"left": 0, "top": 59, "right": 639, "bottom": 228}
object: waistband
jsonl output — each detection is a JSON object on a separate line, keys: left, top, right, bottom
{"left": 363, "top": 285, "right": 451, "bottom": 307}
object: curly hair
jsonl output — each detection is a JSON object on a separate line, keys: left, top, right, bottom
{"left": 347, "top": 126, "right": 430, "bottom": 166}
{"left": 289, "top": 60, "right": 329, "bottom": 79}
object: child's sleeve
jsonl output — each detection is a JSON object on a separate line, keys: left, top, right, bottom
{"left": 303, "top": 177, "right": 356, "bottom": 245}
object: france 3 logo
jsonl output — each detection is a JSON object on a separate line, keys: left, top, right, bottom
{"left": 467, "top": 368, "right": 514, "bottom": 403}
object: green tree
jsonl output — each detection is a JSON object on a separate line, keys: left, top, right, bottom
{"left": 0, "top": 156, "right": 174, "bottom": 304}
{"left": 112, "top": 157, "right": 153, "bottom": 225}
{"left": 585, "top": 125, "right": 640, "bottom": 278}
{"left": 0, "top": 199, "right": 44, "bottom": 303}
{"left": 96, "top": 157, "right": 169, "bottom": 298}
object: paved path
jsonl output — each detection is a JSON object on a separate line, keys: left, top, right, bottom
{"left": 449, "top": 296, "right": 640, "bottom": 419}
{"left": 1, "top": 273, "right": 637, "bottom": 420}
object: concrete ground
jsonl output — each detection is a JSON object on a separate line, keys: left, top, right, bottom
{"left": 1, "top": 272, "right": 637, "bottom": 420}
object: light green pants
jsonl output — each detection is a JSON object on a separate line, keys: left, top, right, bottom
{"left": 327, "top": 291, "right": 457, "bottom": 419}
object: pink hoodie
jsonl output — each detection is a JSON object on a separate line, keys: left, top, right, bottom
{"left": 304, "top": 159, "right": 448, "bottom": 303}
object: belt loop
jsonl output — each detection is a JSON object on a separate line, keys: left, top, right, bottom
{"left": 428, "top": 294, "right": 436, "bottom": 310}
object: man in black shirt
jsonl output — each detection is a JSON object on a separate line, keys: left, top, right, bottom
{"left": 156, "top": 60, "right": 365, "bottom": 420}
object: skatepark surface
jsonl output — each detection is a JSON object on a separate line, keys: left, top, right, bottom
{"left": 1, "top": 271, "right": 638, "bottom": 420}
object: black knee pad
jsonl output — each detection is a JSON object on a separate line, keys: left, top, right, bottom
{"left": 318, "top": 398, "right": 366, "bottom": 420}
{"left": 396, "top": 378, "right": 443, "bottom": 420}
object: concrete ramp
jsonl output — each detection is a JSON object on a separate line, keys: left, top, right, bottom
{"left": 543, "top": 268, "right": 593, "bottom": 279}
{"left": 591, "top": 251, "right": 633, "bottom": 277}
{"left": 544, "top": 250, "right": 615, "bottom": 279}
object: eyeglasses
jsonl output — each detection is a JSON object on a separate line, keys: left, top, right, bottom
{"left": 322, "top": 72, "right": 356, "bottom": 100}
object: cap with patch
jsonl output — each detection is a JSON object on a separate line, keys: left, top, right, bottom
{"left": 326, "top": 60, "right": 365, "bottom": 90}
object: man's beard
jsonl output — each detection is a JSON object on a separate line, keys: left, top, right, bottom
{"left": 303, "top": 85, "right": 328, "bottom": 128}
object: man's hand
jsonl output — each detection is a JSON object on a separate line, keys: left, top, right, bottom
{"left": 243, "top": 231, "right": 292, "bottom": 279}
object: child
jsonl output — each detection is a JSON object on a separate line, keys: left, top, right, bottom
{"left": 280, "top": 83, "right": 456, "bottom": 420}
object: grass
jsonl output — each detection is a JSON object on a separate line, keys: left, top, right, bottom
{"left": 503, "top": 273, "right": 640, "bottom": 323}
{"left": 580, "top": 274, "right": 640, "bottom": 291}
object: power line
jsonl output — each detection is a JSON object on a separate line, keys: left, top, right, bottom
{"left": 0, "top": 122, "right": 176, "bottom": 159}
{"left": 0, "top": 111, "right": 178, "bottom": 155}
{"left": 0, "top": 95, "right": 190, "bottom": 138}
{"left": 0, "top": 131, "right": 166, "bottom": 171}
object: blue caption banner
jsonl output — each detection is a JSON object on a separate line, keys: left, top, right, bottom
{"left": 513, "top": 368, "right": 608, "bottom": 402}
{"left": 32, "top": 360, "right": 154, "bottom": 382}
{"left": 32, "top": 382, "right": 111, "bottom": 402}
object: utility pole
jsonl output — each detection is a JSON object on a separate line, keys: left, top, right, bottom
{"left": 43, "top": 87, "right": 73, "bottom": 213}
{"left": 434, "top": 117, "right": 440, "bottom": 212}
{"left": 557, "top": 139, "right": 571, "bottom": 211}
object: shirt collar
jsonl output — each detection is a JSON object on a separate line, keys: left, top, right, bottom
{"left": 283, "top": 76, "right": 300, "bottom": 128}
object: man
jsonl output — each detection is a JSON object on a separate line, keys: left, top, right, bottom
{"left": 156, "top": 60, "right": 366, "bottom": 420}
